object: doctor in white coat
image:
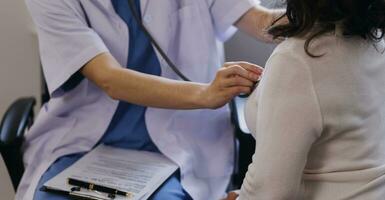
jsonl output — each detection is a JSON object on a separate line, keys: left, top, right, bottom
{"left": 17, "top": 0, "right": 282, "bottom": 199}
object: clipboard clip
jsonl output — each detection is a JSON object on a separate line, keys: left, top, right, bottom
{"left": 69, "top": 186, "right": 116, "bottom": 200}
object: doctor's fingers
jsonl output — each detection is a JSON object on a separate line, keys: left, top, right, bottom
{"left": 223, "top": 62, "right": 263, "bottom": 75}
{"left": 219, "top": 65, "right": 260, "bottom": 82}
{"left": 227, "top": 86, "right": 252, "bottom": 97}
{"left": 223, "top": 76, "right": 255, "bottom": 88}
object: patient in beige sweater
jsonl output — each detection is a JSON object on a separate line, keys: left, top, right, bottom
{"left": 232, "top": 0, "right": 385, "bottom": 200}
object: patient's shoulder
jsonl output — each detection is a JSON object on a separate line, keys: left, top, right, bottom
{"left": 271, "top": 35, "right": 337, "bottom": 61}
{"left": 273, "top": 37, "right": 307, "bottom": 55}
{"left": 266, "top": 38, "right": 311, "bottom": 71}
{"left": 268, "top": 35, "right": 345, "bottom": 78}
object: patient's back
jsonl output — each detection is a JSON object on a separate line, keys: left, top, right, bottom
{"left": 287, "top": 33, "right": 385, "bottom": 199}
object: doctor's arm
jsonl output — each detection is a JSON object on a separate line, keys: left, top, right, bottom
{"left": 235, "top": 5, "right": 286, "bottom": 42}
{"left": 81, "top": 52, "right": 261, "bottom": 110}
{"left": 26, "top": 0, "right": 262, "bottom": 110}
{"left": 237, "top": 53, "right": 323, "bottom": 199}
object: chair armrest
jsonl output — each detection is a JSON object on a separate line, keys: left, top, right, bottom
{"left": 0, "top": 97, "right": 36, "bottom": 145}
{"left": 0, "top": 97, "right": 36, "bottom": 190}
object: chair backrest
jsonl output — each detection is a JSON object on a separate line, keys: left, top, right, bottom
{"left": 0, "top": 97, "right": 36, "bottom": 190}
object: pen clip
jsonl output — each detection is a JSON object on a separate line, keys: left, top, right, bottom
{"left": 70, "top": 186, "right": 116, "bottom": 200}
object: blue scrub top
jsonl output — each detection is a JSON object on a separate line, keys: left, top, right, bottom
{"left": 99, "top": 0, "right": 161, "bottom": 152}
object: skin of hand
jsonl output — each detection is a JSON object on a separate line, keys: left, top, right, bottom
{"left": 201, "top": 61, "right": 262, "bottom": 109}
{"left": 236, "top": 4, "right": 287, "bottom": 43}
{"left": 222, "top": 190, "right": 240, "bottom": 200}
{"left": 81, "top": 53, "right": 263, "bottom": 110}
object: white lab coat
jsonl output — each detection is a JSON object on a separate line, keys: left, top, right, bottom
{"left": 17, "top": 0, "right": 257, "bottom": 199}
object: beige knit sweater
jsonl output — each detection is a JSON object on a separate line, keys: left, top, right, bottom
{"left": 240, "top": 33, "right": 385, "bottom": 200}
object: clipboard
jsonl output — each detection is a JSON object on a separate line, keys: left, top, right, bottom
{"left": 42, "top": 145, "right": 178, "bottom": 200}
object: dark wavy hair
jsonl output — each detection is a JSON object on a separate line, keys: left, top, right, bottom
{"left": 269, "top": 0, "right": 385, "bottom": 57}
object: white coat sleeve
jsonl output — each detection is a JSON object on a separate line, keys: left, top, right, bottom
{"left": 239, "top": 52, "right": 323, "bottom": 200}
{"left": 26, "top": 0, "right": 109, "bottom": 96}
{"left": 207, "top": 0, "right": 259, "bottom": 41}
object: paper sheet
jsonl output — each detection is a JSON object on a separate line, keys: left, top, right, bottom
{"left": 44, "top": 145, "right": 178, "bottom": 200}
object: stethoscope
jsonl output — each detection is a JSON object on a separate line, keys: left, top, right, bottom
{"left": 127, "top": 1, "right": 251, "bottom": 183}
{"left": 80, "top": 0, "right": 254, "bottom": 97}
{"left": 78, "top": 0, "right": 250, "bottom": 185}
{"left": 127, "top": 0, "right": 255, "bottom": 98}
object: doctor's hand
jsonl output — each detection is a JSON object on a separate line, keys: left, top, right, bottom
{"left": 236, "top": 5, "right": 287, "bottom": 43}
{"left": 221, "top": 190, "right": 240, "bottom": 200}
{"left": 201, "top": 62, "right": 262, "bottom": 109}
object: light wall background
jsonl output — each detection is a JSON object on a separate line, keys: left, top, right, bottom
{"left": 225, "top": 31, "right": 275, "bottom": 65}
{"left": 0, "top": 0, "right": 279, "bottom": 199}
{"left": 0, "top": 0, "right": 41, "bottom": 199}
{"left": 0, "top": 156, "right": 14, "bottom": 199}
{"left": 0, "top": 0, "right": 41, "bottom": 116}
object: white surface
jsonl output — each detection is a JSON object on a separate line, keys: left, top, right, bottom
{"left": 0, "top": 155, "right": 15, "bottom": 199}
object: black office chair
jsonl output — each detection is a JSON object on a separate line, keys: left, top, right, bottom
{"left": 0, "top": 97, "right": 36, "bottom": 190}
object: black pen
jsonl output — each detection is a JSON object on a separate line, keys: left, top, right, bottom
{"left": 67, "top": 178, "right": 132, "bottom": 198}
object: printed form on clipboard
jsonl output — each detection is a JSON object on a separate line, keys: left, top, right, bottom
{"left": 42, "top": 145, "right": 178, "bottom": 200}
